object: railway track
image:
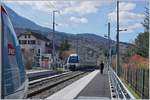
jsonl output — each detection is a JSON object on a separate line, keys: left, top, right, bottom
{"left": 27, "top": 71, "right": 89, "bottom": 99}
{"left": 28, "top": 71, "right": 72, "bottom": 86}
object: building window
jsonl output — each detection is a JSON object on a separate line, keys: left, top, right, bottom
{"left": 27, "top": 40, "right": 36, "bottom": 44}
{"left": 25, "top": 35, "right": 27, "bottom": 38}
{"left": 38, "top": 49, "right": 40, "bottom": 54}
{"left": 19, "top": 40, "right": 21, "bottom": 44}
{"left": 31, "top": 40, "right": 36, "bottom": 44}
{"left": 28, "top": 40, "right": 30, "bottom": 44}
{"left": 28, "top": 34, "right": 30, "bottom": 38}
{"left": 22, "top": 40, "right": 27, "bottom": 44}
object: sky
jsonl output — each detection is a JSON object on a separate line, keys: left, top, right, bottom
{"left": 3, "top": 0, "right": 149, "bottom": 43}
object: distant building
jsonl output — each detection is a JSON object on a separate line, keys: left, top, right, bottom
{"left": 18, "top": 31, "right": 52, "bottom": 54}
{"left": 17, "top": 31, "right": 53, "bottom": 68}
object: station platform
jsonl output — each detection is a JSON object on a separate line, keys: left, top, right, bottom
{"left": 26, "top": 69, "right": 62, "bottom": 81}
{"left": 46, "top": 69, "right": 111, "bottom": 100}
{"left": 26, "top": 69, "right": 51, "bottom": 74}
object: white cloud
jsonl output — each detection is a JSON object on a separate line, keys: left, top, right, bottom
{"left": 62, "top": 1, "right": 102, "bottom": 15}
{"left": 108, "top": 11, "right": 144, "bottom": 22}
{"left": 120, "top": 23, "right": 143, "bottom": 33}
{"left": 116, "top": 2, "right": 136, "bottom": 11}
{"left": 70, "top": 17, "right": 88, "bottom": 24}
{"left": 108, "top": 2, "right": 144, "bottom": 34}
{"left": 4, "top": 1, "right": 55, "bottom": 12}
{"left": 108, "top": 2, "right": 144, "bottom": 23}
{"left": 5, "top": 1, "right": 105, "bottom": 15}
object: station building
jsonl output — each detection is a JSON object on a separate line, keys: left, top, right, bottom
{"left": 17, "top": 31, "right": 53, "bottom": 69}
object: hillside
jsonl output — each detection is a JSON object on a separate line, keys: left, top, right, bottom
{"left": 5, "top": 5, "right": 131, "bottom": 65}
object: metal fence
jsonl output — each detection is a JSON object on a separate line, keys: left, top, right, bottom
{"left": 121, "top": 67, "right": 149, "bottom": 99}
{"left": 110, "top": 67, "right": 135, "bottom": 99}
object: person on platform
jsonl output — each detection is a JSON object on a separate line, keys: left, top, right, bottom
{"left": 100, "top": 61, "right": 104, "bottom": 74}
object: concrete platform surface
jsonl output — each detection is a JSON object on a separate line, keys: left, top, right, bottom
{"left": 76, "top": 69, "right": 111, "bottom": 99}
{"left": 46, "top": 70, "right": 99, "bottom": 100}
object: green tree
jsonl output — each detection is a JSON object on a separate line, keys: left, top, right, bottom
{"left": 124, "top": 7, "right": 149, "bottom": 58}
{"left": 126, "top": 45, "right": 136, "bottom": 57}
{"left": 134, "top": 7, "right": 149, "bottom": 57}
{"left": 134, "top": 32, "right": 149, "bottom": 57}
{"left": 60, "top": 39, "right": 70, "bottom": 51}
{"left": 142, "top": 7, "right": 149, "bottom": 32}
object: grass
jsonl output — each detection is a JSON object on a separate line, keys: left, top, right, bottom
{"left": 121, "top": 79, "right": 141, "bottom": 99}
{"left": 56, "top": 67, "right": 66, "bottom": 72}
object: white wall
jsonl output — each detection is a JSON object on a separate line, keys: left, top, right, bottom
{"left": 36, "top": 39, "right": 46, "bottom": 54}
{"left": 19, "top": 34, "right": 36, "bottom": 49}
{"left": 18, "top": 34, "right": 47, "bottom": 54}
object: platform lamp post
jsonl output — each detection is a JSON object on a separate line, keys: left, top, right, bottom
{"left": 116, "top": 0, "right": 120, "bottom": 76}
{"left": 116, "top": 28, "right": 127, "bottom": 76}
{"left": 104, "top": 22, "right": 111, "bottom": 71}
{"left": 116, "top": 0, "right": 128, "bottom": 76}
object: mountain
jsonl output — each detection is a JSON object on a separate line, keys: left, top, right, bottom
{"left": 5, "top": 5, "right": 131, "bottom": 65}
{"left": 5, "top": 5, "right": 53, "bottom": 33}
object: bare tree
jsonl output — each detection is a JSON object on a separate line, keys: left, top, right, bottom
{"left": 23, "top": 48, "right": 34, "bottom": 69}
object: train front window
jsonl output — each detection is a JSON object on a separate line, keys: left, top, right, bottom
{"left": 2, "top": 8, "right": 25, "bottom": 96}
{"left": 69, "top": 56, "right": 79, "bottom": 63}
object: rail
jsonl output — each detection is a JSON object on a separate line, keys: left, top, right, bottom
{"left": 29, "top": 71, "right": 71, "bottom": 85}
{"left": 27, "top": 71, "right": 87, "bottom": 98}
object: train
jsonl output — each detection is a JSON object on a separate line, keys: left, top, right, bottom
{"left": 65, "top": 54, "right": 98, "bottom": 71}
{"left": 66, "top": 54, "right": 80, "bottom": 71}
{"left": 1, "top": 5, "right": 28, "bottom": 99}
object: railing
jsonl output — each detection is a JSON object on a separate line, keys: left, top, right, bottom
{"left": 109, "top": 67, "right": 135, "bottom": 99}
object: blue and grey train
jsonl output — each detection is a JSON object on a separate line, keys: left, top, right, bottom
{"left": 1, "top": 5, "right": 28, "bottom": 99}
{"left": 66, "top": 54, "right": 80, "bottom": 71}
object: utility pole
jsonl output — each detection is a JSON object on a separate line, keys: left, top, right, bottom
{"left": 52, "top": 10, "right": 59, "bottom": 69}
{"left": 104, "top": 23, "right": 111, "bottom": 71}
{"left": 108, "top": 22, "right": 110, "bottom": 71}
{"left": 116, "top": 0, "right": 120, "bottom": 76}
{"left": 76, "top": 35, "right": 78, "bottom": 54}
